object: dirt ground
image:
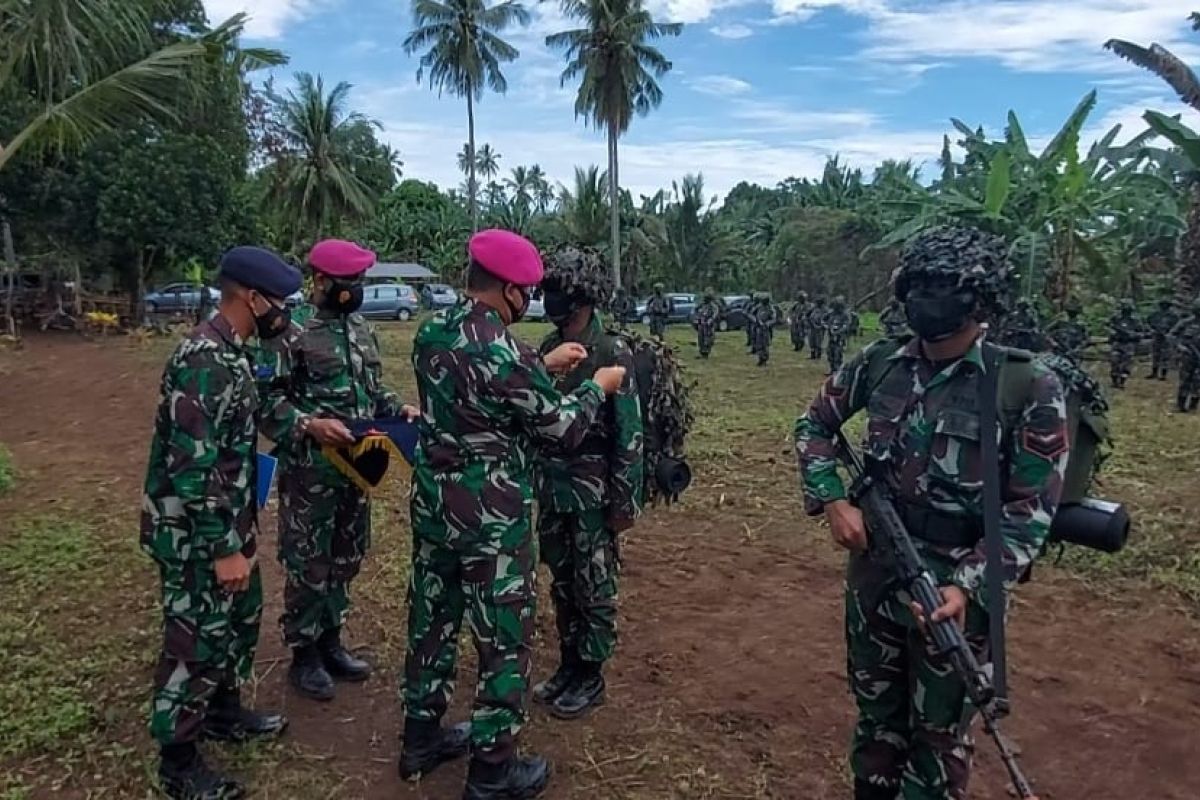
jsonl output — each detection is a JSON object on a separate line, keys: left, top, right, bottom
{"left": 1, "top": 330, "right": 1199, "bottom": 800}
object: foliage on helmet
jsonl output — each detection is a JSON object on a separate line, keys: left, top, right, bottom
{"left": 832, "top": 295, "right": 846, "bottom": 309}
{"left": 542, "top": 245, "right": 614, "bottom": 307}
{"left": 620, "top": 329, "right": 694, "bottom": 506}
{"left": 894, "top": 225, "right": 1012, "bottom": 317}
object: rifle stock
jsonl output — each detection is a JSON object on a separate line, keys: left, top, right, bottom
{"left": 833, "top": 432, "right": 1037, "bottom": 799}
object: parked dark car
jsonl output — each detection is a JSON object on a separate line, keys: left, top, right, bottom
{"left": 421, "top": 283, "right": 459, "bottom": 309}
{"left": 720, "top": 295, "right": 752, "bottom": 331}
{"left": 360, "top": 283, "right": 420, "bottom": 321}
{"left": 632, "top": 293, "right": 697, "bottom": 325}
{"left": 145, "top": 283, "right": 219, "bottom": 314}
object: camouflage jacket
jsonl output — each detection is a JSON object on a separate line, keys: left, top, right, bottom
{"left": 1171, "top": 314, "right": 1200, "bottom": 357}
{"left": 806, "top": 306, "right": 828, "bottom": 327}
{"left": 1046, "top": 317, "right": 1089, "bottom": 358}
{"left": 536, "top": 314, "right": 644, "bottom": 519}
{"left": 824, "top": 308, "right": 855, "bottom": 337}
{"left": 255, "top": 304, "right": 405, "bottom": 454}
{"left": 1107, "top": 314, "right": 1144, "bottom": 344}
{"left": 694, "top": 299, "right": 721, "bottom": 327}
{"left": 612, "top": 295, "right": 634, "bottom": 317}
{"left": 795, "top": 336, "right": 1069, "bottom": 599}
{"left": 1147, "top": 307, "right": 1180, "bottom": 338}
{"left": 648, "top": 294, "right": 670, "bottom": 317}
{"left": 751, "top": 302, "right": 776, "bottom": 327}
{"left": 790, "top": 302, "right": 810, "bottom": 330}
{"left": 411, "top": 298, "right": 606, "bottom": 547}
{"left": 141, "top": 314, "right": 258, "bottom": 564}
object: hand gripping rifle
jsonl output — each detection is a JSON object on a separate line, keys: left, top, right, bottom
{"left": 833, "top": 432, "right": 1037, "bottom": 800}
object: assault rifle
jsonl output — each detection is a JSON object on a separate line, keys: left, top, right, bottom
{"left": 833, "top": 432, "right": 1037, "bottom": 800}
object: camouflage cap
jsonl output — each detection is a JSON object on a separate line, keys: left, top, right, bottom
{"left": 894, "top": 225, "right": 1012, "bottom": 315}
{"left": 541, "top": 245, "right": 614, "bottom": 306}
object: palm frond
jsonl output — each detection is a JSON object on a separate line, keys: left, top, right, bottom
{"left": 1106, "top": 39, "right": 1200, "bottom": 112}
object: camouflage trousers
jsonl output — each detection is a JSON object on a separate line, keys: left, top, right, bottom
{"left": 697, "top": 324, "right": 716, "bottom": 358}
{"left": 538, "top": 507, "right": 619, "bottom": 664}
{"left": 790, "top": 323, "right": 807, "bottom": 351}
{"left": 403, "top": 527, "right": 536, "bottom": 764}
{"left": 1151, "top": 335, "right": 1172, "bottom": 376}
{"left": 278, "top": 458, "right": 370, "bottom": 648}
{"left": 828, "top": 334, "right": 848, "bottom": 374}
{"left": 752, "top": 325, "right": 772, "bottom": 365}
{"left": 1110, "top": 342, "right": 1136, "bottom": 384}
{"left": 649, "top": 316, "right": 667, "bottom": 338}
{"left": 809, "top": 328, "right": 825, "bottom": 359}
{"left": 845, "top": 555, "right": 988, "bottom": 800}
{"left": 150, "top": 560, "right": 263, "bottom": 745}
{"left": 1180, "top": 353, "right": 1200, "bottom": 403}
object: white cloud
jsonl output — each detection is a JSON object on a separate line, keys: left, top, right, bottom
{"left": 689, "top": 75, "right": 755, "bottom": 95}
{"left": 203, "top": 0, "right": 317, "bottom": 38}
{"left": 710, "top": 23, "right": 755, "bottom": 39}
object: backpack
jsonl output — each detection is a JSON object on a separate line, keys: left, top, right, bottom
{"left": 597, "top": 327, "right": 694, "bottom": 505}
{"left": 862, "top": 336, "right": 1125, "bottom": 552}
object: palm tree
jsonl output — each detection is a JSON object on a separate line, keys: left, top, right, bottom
{"left": 456, "top": 142, "right": 474, "bottom": 177}
{"left": 268, "top": 72, "right": 375, "bottom": 251}
{"left": 476, "top": 143, "right": 501, "bottom": 182}
{"left": 506, "top": 165, "right": 536, "bottom": 210}
{"left": 547, "top": 0, "right": 682, "bottom": 288}
{"left": 529, "top": 164, "right": 555, "bottom": 212}
{"left": 403, "top": 0, "right": 530, "bottom": 231}
{"left": 557, "top": 165, "right": 610, "bottom": 246}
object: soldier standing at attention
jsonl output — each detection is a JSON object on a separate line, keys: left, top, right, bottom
{"left": 694, "top": 289, "right": 721, "bottom": 359}
{"left": 795, "top": 226, "right": 1066, "bottom": 800}
{"left": 400, "top": 230, "right": 627, "bottom": 799}
{"left": 142, "top": 247, "right": 297, "bottom": 799}
{"left": 647, "top": 283, "right": 670, "bottom": 338}
{"left": 611, "top": 287, "right": 634, "bottom": 330}
{"left": 750, "top": 292, "right": 776, "bottom": 367}
{"left": 879, "top": 298, "right": 908, "bottom": 338}
{"left": 1171, "top": 297, "right": 1200, "bottom": 412}
{"left": 1046, "top": 299, "right": 1089, "bottom": 363}
{"left": 1146, "top": 297, "right": 1180, "bottom": 380}
{"left": 807, "top": 296, "right": 828, "bottom": 360}
{"left": 790, "top": 291, "right": 810, "bottom": 352}
{"left": 257, "top": 239, "right": 415, "bottom": 702}
{"left": 1107, "top": 299, "right": 1144, "bottom": 389}
{"left": 532, "top": 246, "right": 644, "bottom": 719}
{"left": 824, "top": 295, "right": 854, "bottom": 374}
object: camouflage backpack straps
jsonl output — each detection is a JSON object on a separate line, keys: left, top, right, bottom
{"left": 613, "top": 327, "right": 694, "bottom": 504}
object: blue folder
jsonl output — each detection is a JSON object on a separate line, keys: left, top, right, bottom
{"left": 256, "top": 452, "right": 278, "bottom": 509}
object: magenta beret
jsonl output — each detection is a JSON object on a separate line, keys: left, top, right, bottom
{"left": 468, "top": 229, "right": 544, "bottom": 285}
{"left": 309, "top": 239, "right": 376, "bottom": 278}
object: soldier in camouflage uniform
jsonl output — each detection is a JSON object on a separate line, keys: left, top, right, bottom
{"left": 879, "top": 298, "right": 908, "bottom": 338}
{"left": 531, "top": 246, "right": 644, "bottom": 720}
{"left": 790, "top": 292, "right": 810, "bottom": 351}
{"left": 1046, "top": 299, "right": 1089, "bottom": 363}
{"left": 401, "top": 230, "right": 627, "bottom": 799}
{"left": 1171, "top": 298, "right": 1200, "bottom": 412}
{"left": 1106, "top": 299, "right": 1144, "bottom": 389}
{"left": 824, "top": 295, "right": 855, "bottom": 374}
{"left": 693, "top": 289, "right": 721, "bottom": 359}
{"left": 256, "top": 239, "right": 414, "bottom": 702}
{"left": 142, "top": 247, "right": 297, "bottom": 800}
{"left": 1146, "top": 298, "right": 1180, "bottom": 380}
{"left": 750, "top": 292, "right": 776, "bottom": 367}
{"left": 1000, "top": 297, "right": 1044, "bottom": 351}
{"left": 807, "top": 297, "right": 828, "bottom": 359}
{"left": 647, "top": 283, "right": 671, "bottom": 338}
{"left": 611, "top": 287, "right": 634, "bottom": 330}
{"left": 796, "top": 226, "right": 1067, "bottom": 800}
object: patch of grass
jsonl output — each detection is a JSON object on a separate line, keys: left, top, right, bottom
{"left": 0, "top": 445, "right": 13, "bottom": 494}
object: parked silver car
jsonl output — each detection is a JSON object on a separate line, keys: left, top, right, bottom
{"left": 360, "top": 283, "right": 420, "bottom": 321}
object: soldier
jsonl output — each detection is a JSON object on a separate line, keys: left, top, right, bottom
{"left": 824, "top": 295, "right": 854, "bottom": 374}
{"left": 257, "top": 239, "right": 414, "bottom": 702}
{"left": 532, "top": 246, "right": 644, "bottom": 720}
{"left": 142, "top": 247, "right": 297, "bottom": 799}
{"left": 694, "top": 289, "right": 721, "bottom": 359}
{"left": 807, "top": 297, "right": 828, "bottom": 360}
{"left": 1146, "top": 298, "right": 1180, "bottom": 380}
{"left": 1171, "top": 298, "right": 1200, "bottom": 412}
{"left": 790, "top": 291, "right": 810, "bottom": 352}
{"left": 400, "top": 230, "right": 627, "bottom": 799}
{"left": 647, "top": 283, "right": 670, "bottom": 338}
{"left": 611, "top": 287, "right": 634, "bottom": 330}
{"left": 1001, "top": 297, "right": 1044, "bottom": 351}
{"left": 1106, "top": 299, "right": 1144, "bottom": 389}
{"left": 1046, "top": 299, "right": 1089, "bottom": 363}
{"left": 879, "top": 298, "right": 908, "bottom": 338}
{"left": 750, "top": 292, "right": 776, "bottom": 367}
{"left": 796, "top": 226, "right": 1065, "bottom": 800}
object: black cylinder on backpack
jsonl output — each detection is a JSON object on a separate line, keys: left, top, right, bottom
{"left": 654, "top": 457, "right": 692, "bottom": 499}
{"left": 1048, "top": 497, "right": 1130, "bottom": 554}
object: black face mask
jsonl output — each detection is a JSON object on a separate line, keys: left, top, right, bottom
{"left": 322, "top": 279, "right": 364, "bottom": 315}
{"left": 543, "top": 290, "right": 576, "bottom": 325}
{"left": 904, "top": 288, "right": 976, "bottom": 342}
{"left": 504, "top": 285, "right": 531, "bottom": 324}
{"left": 249, "top": 297, "right": 291, "bottom": 340}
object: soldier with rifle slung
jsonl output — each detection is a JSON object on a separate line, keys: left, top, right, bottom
{"left": 795, "top": 226, "right": 1067, "bottom": 800}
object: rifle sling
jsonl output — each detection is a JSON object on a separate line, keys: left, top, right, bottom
{"left": 980, "top": 342, "right": 1008, "bottom": 708}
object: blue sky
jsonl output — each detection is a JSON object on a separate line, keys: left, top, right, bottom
{"left": 203, "top": 0, "right": 1200, "bottom": 200}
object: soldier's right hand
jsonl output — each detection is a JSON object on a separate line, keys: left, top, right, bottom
{"left": 593, "top": 365, "right": 627, "bottom": 396}
{"left": 214, "top": 552, "right": 252, "bottom": 593}
{"left": 825, "top": 499, "right": 867, "bottom": 552}
{"left": 307, "top": 417, "right": 356, "bottom": 446}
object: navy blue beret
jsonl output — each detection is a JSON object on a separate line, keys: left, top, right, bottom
{"left": 218, "top": 246, "right": 301, "bottom": 299}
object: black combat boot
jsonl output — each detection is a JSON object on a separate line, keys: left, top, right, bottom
{"left": 288, "top": 644, "right": 335, "bottom": 701}
{"left": 532, "top": 650, "right": 579, "bottom": 705}
{"left": 462, "top": 754, "right": 550, "bottom": 800}
{"left": 550, "top": 661, "right": 605, "bottom": 720}
{"left": 202, "top": 684, "right": 288, "bottom": 743}
{"left": 399, "top": 717, "right": 471, "bottom": 779}
{"left": 1190, "top": 396, "right": 1199, "bottom": 412}
{"left": 853, "top": 778, "right": 898, "bottom": 800}
{"left": 158, "top": 743, "right": 245, "bottom": 800}
{"left": 318, "top": 628, "right": 372, "bottom": 681}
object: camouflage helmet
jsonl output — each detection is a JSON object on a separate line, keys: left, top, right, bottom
{"left": 653, "top": 282, "right": 665, "bottom": 291}
{"left": 832, "top": 294, "right": 846, "bottom": 310}
{"left": 814, "top": 296, "right": 826, "bottom": 305}
{"left": 542, "top": 245, "right": 613, "bottom": 306}
{"left": 1118, "top": 298, "right": 1135, "bottom": 313}
{"left": 894, "top": 225, "right": 1012, "bottom": 316}
{"left": 797, "top": 290, "right": 809, "bottom": 300}
{"left": 704, "top": 287, "right": 716, "bottom": 300}
{"left": 1064, "top": 297, "right": 1083, "bottom": 315}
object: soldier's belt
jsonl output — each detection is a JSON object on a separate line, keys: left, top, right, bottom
{"left": 899, "top": 504, "right": 982, "bottom": 547}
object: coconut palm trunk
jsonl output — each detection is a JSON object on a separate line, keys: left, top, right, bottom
{"left": 467, "top": 91, "right": 479, "bottom": 231}
{"left": 608, "top": 123, "right": 621, "bottom": 288}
